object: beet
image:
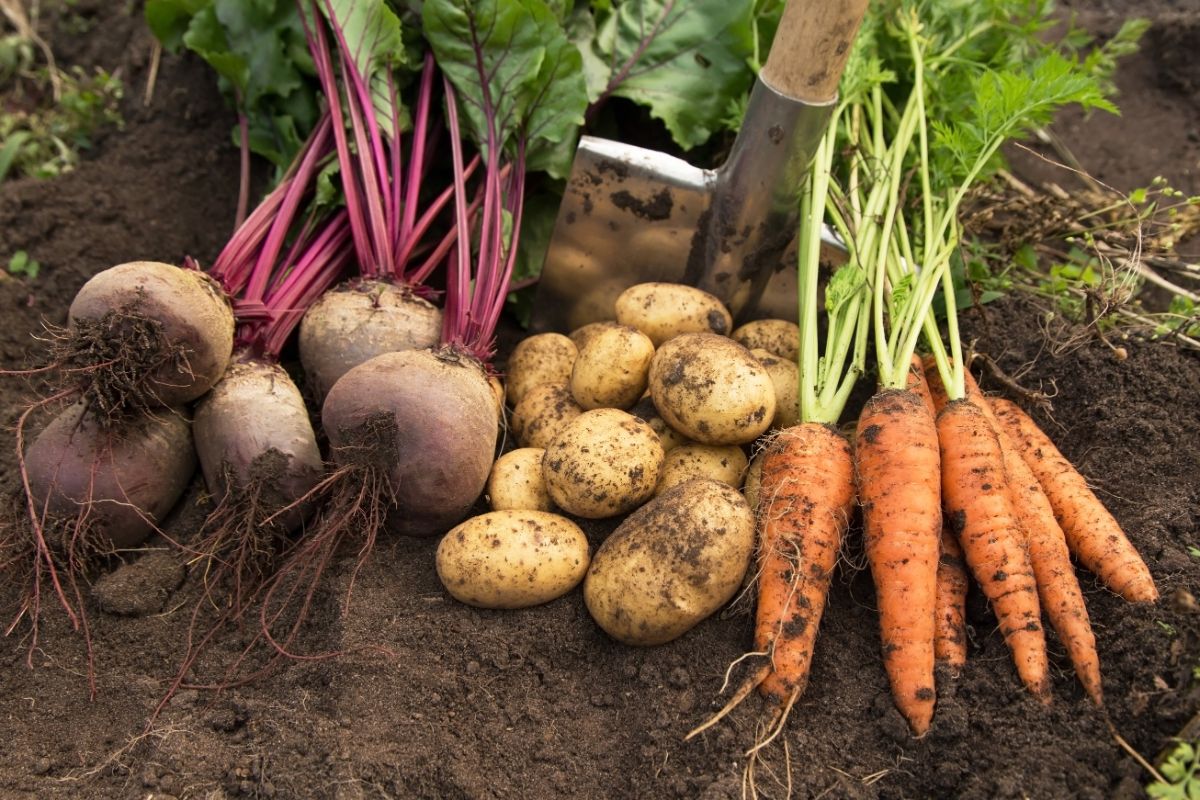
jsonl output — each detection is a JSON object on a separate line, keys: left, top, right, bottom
{"left": 23, "top": 400, "right": 196, "bottom": 551}
{"left": 322, "top": 347, "right": 497, "bottom": 536}
{"left": 64, "top": 261, "right": 235, "bottom": 413}
{"left": 193, "top": 356, "right": 324, "bottom": 535}
{"left": 298, "top": 280, "right": 442, "bottom": 402}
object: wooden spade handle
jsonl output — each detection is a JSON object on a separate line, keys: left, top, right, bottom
{"left": 761, "top": 0, "right": 870, "bottom": 104}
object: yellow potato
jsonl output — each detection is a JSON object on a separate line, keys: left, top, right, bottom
{"left": 569, "top": 320, "right": 621, "bottom": 352}
{"left": 731, "top": 319, "right": 801, "bottom": 361}
{"left": 649, "top": 333, "right": 776, "bottom": 445}
{"left": 505, "top": 333, "right": 578, "bottom": 407}
{"left": 437, "top": 511, "right": 590, "bottom": 609}
{"left": 583, "top": 479, "right": 755, "bottom": 645}
{"left": 751, "top": 348, "right": 800, "bottom": 429}
{"left": 614, "top": 282, "right": 733, "bottom": 346}
{"left": 511, "top": 382, "right": 583, "bottom": 449}
{"left": 487, "top": 448, "right": 554, "bottom": 511}
{"left": 569, "top": 325, "right": 654, "bottom": 410}
{"left": 542, "top": 408, "right": 663, "bottom": 518}
{"left": 655, "top": 444, "right": 748, "bottom": 496}
{"left": 629, "top": 396, "right": 690, "bottom": 453}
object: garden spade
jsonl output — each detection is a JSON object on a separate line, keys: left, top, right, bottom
{"left": 531, "top": 0, "right": 867, "bottom": 332}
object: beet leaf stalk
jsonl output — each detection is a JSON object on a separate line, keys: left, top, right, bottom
{"left": 296, "top": 0, "right": 486, "bottom": 402}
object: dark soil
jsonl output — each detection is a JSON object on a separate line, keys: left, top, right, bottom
{"left": 1, "top": 3, "right": 1198, "bottom": 799}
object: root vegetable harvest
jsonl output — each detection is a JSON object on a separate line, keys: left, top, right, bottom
{"left": 926, "top": 365, "right": 1105, "bottom": 703}
{"left": 934, "top": 524, "right": 969, "bottom": 669}
{"left": 691, "top": 114, "right": 870, "bottom": 744}
{"left": 990, "top": 398, "right": 1158, "bottom": 605}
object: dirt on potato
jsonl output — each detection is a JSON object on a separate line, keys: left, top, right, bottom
{"left": 0, "top": 2, "right": 1198, "bottom": 800}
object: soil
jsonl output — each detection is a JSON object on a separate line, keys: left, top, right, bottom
{"left": 1, "top": 3, "right": 1199, "bottom": 799}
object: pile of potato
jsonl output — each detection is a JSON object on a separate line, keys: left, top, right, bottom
{"left": 434, "top": 282, "right": 803, "bottom": 647}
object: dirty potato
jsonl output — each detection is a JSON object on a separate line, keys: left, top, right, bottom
{"left": 751, "top": 348, "right": 800, "bottom": 429}
{"left": 615, "top": 282, "right": 733, "bottom": 346}
{"left": 649, "top": 333, "right": 776, "bottom": 445}
{"left": 583, "top": 479, "right": 755, "bottom": 645}
{"left": 731, "top": 319, "right": 801, "bottom": 361}
{"left": 488, "top": 448, "right": 554, "bottom": 511}
{"left": 569, "top": 320, "right": 621, "bottom": 352}
{"left": 570, "top": 324, "right": 654, "bottom": 410}
{"left": 436, "top": 511, "right": 590, "bottom": 609}
{"left": 654, "top": 444, "right": 748, "bottom": 496}
{"left": 629, "top": 395, "right": 690, "bottom": 453}
{"left": 505, "top": 333, "right": 578, "bottom": 407}
{"left": 511, "top": 382, "right": 583, "bottom": 449}
{"left": 542, "top": 408, "right": 663, "bottom": 518}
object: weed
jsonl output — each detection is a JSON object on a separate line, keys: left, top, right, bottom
{"left": 6, "top": 249, "right": 39, "bottom": 279}
{"left": 0, "top": 1, "right": 123, "bottom": 182}
{"left": 1147, "top": 740, "right": 1200, "bottom": 800}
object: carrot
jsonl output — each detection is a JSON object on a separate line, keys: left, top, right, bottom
{"left": 856, "top": 388, "right": 941, "bottom": 735}
{"left": 938, "top": 398, "right": 1051, "bottom": 701}
{"left": 908, "top": 354, "right": 937, "bottom": 418}
{"left": 990, "top": 397, "right": 1158, "bottom": 603}
{"left": 686, "top": 424, "right": 855, "bottom": 741}
{"left": 935, "top": 525, "right": 969, "bottom": 669}
{"left": 992, "top": 417, "right": 1103, "bottom": 704}
{"left": 925, "top": 366, "right": 1103, "bottom": 702}
{"left": 755, "top": 424, "right": 856, "bottom": 704}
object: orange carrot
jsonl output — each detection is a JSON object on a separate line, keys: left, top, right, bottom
{"left": 925, "top": 367, "right": 1104, "bottom": 702}
{"left": 935, "top": 525, "right": 969, "bottom": 669}
{"left": 908, "top": 354, "right": 937, "bottom": 418}
{"left": 938, "top": 399, "right": 1051, "bottom": 701}
{"left": 990, "top": 398, "right": 1158, "bottom": 603}
{"left": 992, "top": 418, "right": 1103, "bottom": 703}
{"left": 686, "top": 423, "right": 855, "bottom": 740}
{"left": 856, "top": 389, "right": 941, "bottom": 735}
{"left": 754, "top": 424, "right": 856, "bottom": 704}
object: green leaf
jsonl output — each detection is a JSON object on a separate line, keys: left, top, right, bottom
{"left": 424, "top": 0, "right": 586, "bottom": 154}
{"left": 567, "top": 5, "right": 611, "bottom": 102}
{"left": 144, "top": 0, "right": 211, "bottom": 52}
{"left": 319, "top": 0, "right": 408, "bottom": 138}
{"left": 0, "top": 131, "right": 31, "bottom": 183}
{"left": 826, "top": 264, "right": 865, "bottom": 316}
{"left": 594, "top": 0, "right": 756, "bottom": 149}
{"left": 7, "top": 249, "right": 40, "bottom": 279}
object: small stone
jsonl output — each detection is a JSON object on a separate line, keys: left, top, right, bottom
{"left": 92, "top": 550, "right": 186, "bottom": 616}
{"left": 466, "top": 660, "right": 480, "bottom": 675}
{"left": 31, "top": 757, "right": 51, "bottom": 776}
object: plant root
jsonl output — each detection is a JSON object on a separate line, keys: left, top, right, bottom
{"left": 152, "top": 459, "right": 398, "bottom": 728}
{"left": 28, "top": 300, "right": 193, "bottom": 425}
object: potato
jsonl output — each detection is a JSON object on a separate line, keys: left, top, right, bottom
{"left": 505, "top": 333, "right": 578, "bottom": 407}
{"left": 614, "top": 282, "right": 733, "bottom": 346}
{"left": 570, "top": 324, "right": 654, "bottom": 410}
{"left": 436, "top": 511, "right": 590, "bottom": 609}
{"left": 751, "top": 348, "right": 800, "bottom": 429}
{"left": 731, "top": 319, "right": 801, "bottom": 361}
{"left": 629, "top": 395, "right": 690, "bottom": 453}
{"left": 511, "top": 382, "right": 583, "bottom": 449}
{"left": 583, "top": 479, "right": 755, "bottom": 645}
{"left": 655, "top": 444, "right": 748, "bottom": 496}
{"left": 569, "top": 320, "right": 620, "bottom": 352}
{"left": 488, "top": 448, "right": 554, "bottom": 511}
{"left": 542, "top": 408, "right": 663, "bottom": 518}
{"left": 649, "top": 333, "right": 776, "bottom": 445}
